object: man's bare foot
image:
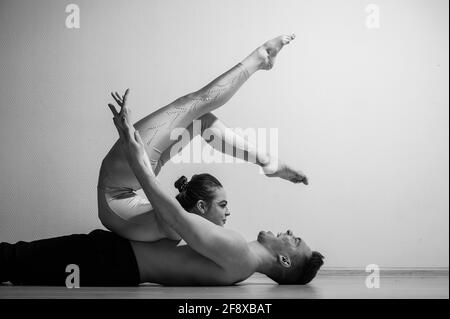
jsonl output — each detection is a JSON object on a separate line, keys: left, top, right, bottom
{"left": 262, "top": 157, "right": 308, "bottom": 185}
{"left": 242, "top": 34, "right": 296, "bottom": 73}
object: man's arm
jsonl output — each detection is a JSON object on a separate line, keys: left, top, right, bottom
{"left": 108, "top": 95, "right": 248, "bottom": 267}
{"left": 136, "top": 168, "right": 248, "bottom": 266}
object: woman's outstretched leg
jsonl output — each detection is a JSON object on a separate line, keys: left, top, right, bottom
{"left": 157, "top": 112, "right": 308, "bottom": 185}
{"left": 99, "top": 34, "right": 296, "bottom": 191}
{"left": 97, "top": 34, "right": 296, "bottom": 242}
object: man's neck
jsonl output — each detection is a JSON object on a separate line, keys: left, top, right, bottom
{"left": 247, "top": 241, "right": 276, "bottom": 275}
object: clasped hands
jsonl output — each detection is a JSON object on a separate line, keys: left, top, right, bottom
{"left": 108, "top": 89, "right": 153, "bottom": 175}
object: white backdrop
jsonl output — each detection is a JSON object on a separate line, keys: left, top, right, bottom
{"left": 0, "top": 0, "right": 448, "bottom": 268}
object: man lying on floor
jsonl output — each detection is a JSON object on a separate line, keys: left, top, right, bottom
{"left": 0, "top": 96, "right": 324, "bottom": 287}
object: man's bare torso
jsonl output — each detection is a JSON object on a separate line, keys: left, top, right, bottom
{"left": 130, "top": 239, "right": 254, "bottom": 286}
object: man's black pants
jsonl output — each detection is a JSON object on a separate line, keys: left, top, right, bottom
{"left": 0, "top": 229, "right": 140, "bottom": 286}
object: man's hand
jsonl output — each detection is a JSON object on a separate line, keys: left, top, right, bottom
{"left": 108, "top": 89, "right": 153, "bottom": 175}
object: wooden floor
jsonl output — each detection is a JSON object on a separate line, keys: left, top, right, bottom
{"left": 0, "top": 268, "right": 448, "bottom": 299}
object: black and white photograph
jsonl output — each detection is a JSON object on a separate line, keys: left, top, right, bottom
{"left": 0, "top": 0, "right": 448, "bottom": 311}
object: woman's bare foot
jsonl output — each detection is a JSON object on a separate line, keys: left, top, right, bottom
{"left": 242, "top": 34, "right": 296, "bottom": 73}
{"left": 262, "top": 156, "right": 308, "bottom": 185}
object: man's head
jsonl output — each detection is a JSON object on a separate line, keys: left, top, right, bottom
{"left": 257, "top": 230, "right": 324, "bottom": 284}
{"left": 175, "top": 174, "right": 230, "bottom": 226}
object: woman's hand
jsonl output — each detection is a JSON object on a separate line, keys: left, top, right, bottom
{"left": 108, "top": 89, "right": 153, "bottom": 175}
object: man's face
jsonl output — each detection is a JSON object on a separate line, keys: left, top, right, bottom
{"left": 257, "top": 230, "right": 312, "bottom": 260}
{"left": 204, "top": 187, "right": 230, "bottom": 226}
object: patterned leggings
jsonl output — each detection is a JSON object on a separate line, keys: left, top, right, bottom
{"left": 97, "top": 63, "right": 251, "bottom": 242}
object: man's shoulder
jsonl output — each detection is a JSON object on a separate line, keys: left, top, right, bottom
{"left": 219, "top": 230, "right": 255, "bottom": 269}
{"left": 220, "top": 228, "right": 251, "bottom": 251}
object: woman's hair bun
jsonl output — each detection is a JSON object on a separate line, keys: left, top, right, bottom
{"left": 174, "top": 175, "right": 188, "bottom": 192}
